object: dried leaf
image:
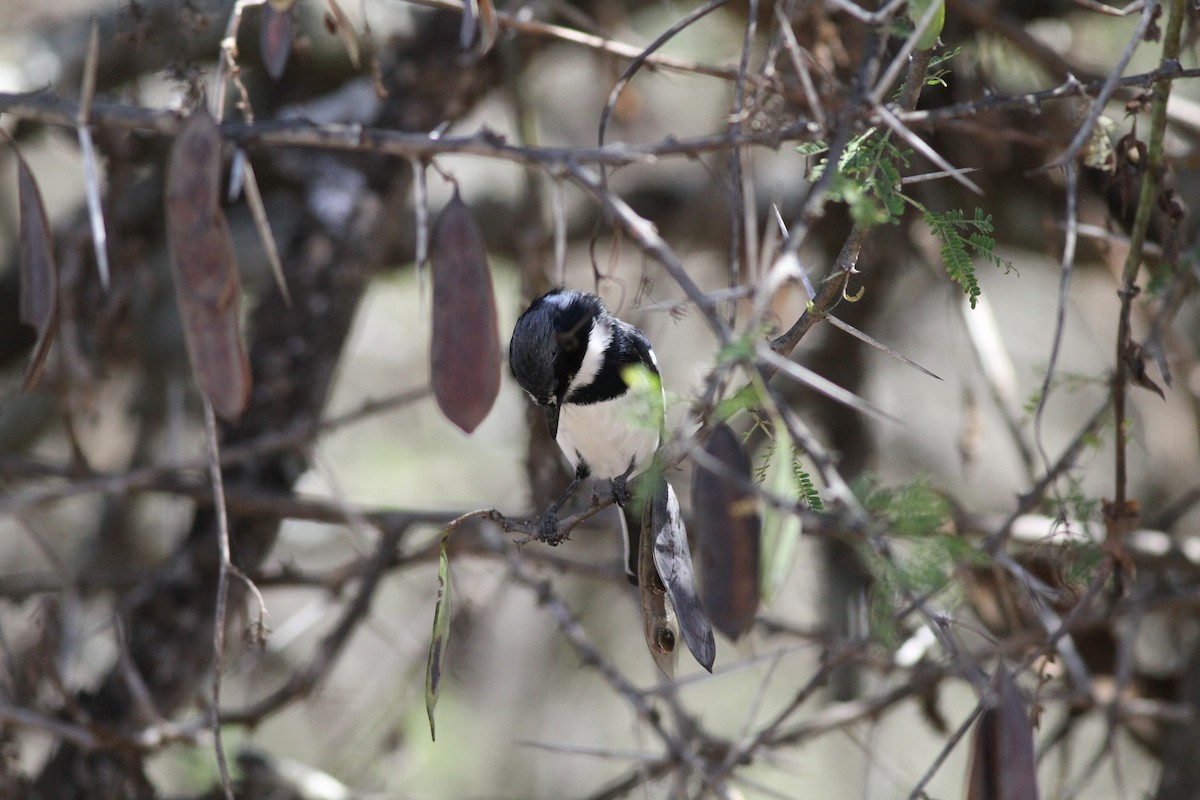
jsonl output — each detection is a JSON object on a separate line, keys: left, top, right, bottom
{"left": 459, "top": 0, "right": 498, "bottom": 55}
{"left": 166, "top": 108, "right": 251, "bottom": 422}
{"left": 1125, "top": 341, "right": 1165, "bottom": 400}
{"left": 430, "top": 189, "right": 501, "bottom": 434}
{"left": 967, "top": 663, "right": 1040, "bottom": 800}
{"left": 10, "top": 140, "right": 59, "bottom": 389}
{"left": 693, "top": 423, "right": 761, "bottom": 642}
{"left": 260, "top": 1, "right": 295, "bottom": 81}
{"left": 639, "top": 489, "right": 678, "bottom": 679}
{"left": 651, "top": 476, "right": 716, "bottom": 671}
{"left": 475, "top": 0, "right": 498, "bottom": 55}
{"left": 426, "top": 528, "right": 452, "bottom": 740}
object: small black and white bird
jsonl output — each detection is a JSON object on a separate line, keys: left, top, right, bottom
{"left": 509, "top": 289, "right": 664, "bottom": 582}
{"left": 510, "top": 288, "right": 716, "bottom": 672}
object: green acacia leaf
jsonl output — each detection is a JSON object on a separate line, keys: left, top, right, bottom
{"left": 925, "top": 207, "right": 1009, "bottom": 308}
{"left": 620, "top": 363, "right": 666, "bottom": 433}
{"left": 907, "top": 0, "right": 945, "bottom": 51}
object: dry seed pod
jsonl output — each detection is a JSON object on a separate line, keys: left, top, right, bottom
{"left": 967, "top": 663, "right": 1040, "bottom": 800}
{"left": 639, "top": 488, "right": 678, "bottom": 679}
{"left": 430, "top": 188, "right": 501, "bottom": 434}
{"left": 651, "top": 479, "right": 715, "bottom": 671}
{"left": 260, "top": 0, "right": 295, "bottom": 81}
{"left": 165, "top": 107, "right": 251, "bottom": 422}
{"left": 693, "top": 422, "right": 761, "bottom": 641}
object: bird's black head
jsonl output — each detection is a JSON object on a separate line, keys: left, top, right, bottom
{"left": 509, "top": 289, "right": 605, "bottom": 407}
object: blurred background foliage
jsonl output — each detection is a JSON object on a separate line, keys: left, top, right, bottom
{"left": 2, "top": 0, "right": 1200, "bottom": 798}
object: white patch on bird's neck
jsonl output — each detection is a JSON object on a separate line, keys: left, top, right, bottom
{"left": 567, "top": 316, "right": 611, "bottom": 396}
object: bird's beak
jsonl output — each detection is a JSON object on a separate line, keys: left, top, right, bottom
{"left": 543, "top": 402, "right": 560, "bottom": 439}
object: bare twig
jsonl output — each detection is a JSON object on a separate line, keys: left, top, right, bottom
{"left": 1114, "top": 0, "right": 1185, "bottom": 510}
{"left": 1032, "top": 161, "right": 1081, "bottom": 485}
{"left": 241, "top": 157, "right": 291, "bottom": 305}
{"left": 0, "top": 702, "right": 99, "bottom": 750}
{"left": 220, "top": 523, "right": 408, "bottom": 724}
{"left": 1044, "top": 0, "right": 1161, "bottom": 171}
{"left": 476, "top": 522, "right": 714, "bottom": 784}
{"left": 596, "top": 0, "right": 731, "bottom": 154}
{"left": 202, "top": 401, "right": 236, "bottom": 800}
{"left": 905, "top": 703, "right": 986, "bottom": 800}
{"left": 402, "top": 0, "right": 751, "bottom": 84}
{"left": 564, "top": 160, "right": 732, "bottom": 342}
{"left": 0, "top": 388, "right": 431, "bottom": 516}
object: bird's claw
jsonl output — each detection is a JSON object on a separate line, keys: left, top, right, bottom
{"left": 611, "top": 475, "right": 632, "bottom": 507}
{"left": 538, "top": 511, "right": 569, "bottom": 546}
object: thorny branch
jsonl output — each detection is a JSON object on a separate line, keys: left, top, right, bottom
{"left": 4, "top": 0, "right": 1200, "bottom": 797}
{"left": 1113, "top": 0, "right": 1186, "bottom": 514}
{"left": 0, "top": 62, "right": 1197, "bottom": 173}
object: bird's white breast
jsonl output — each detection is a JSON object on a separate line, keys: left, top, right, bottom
{"left": 556, "top": 391, "right": 660, "bottom": 479}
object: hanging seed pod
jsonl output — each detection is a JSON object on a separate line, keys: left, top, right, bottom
{"left": 639, "top": 486, "right": 678, "bottom": 679}
{"left": 429, "top": 188, "right": 501, "bottom": 434}
{"left": 651, "top": 478, "right": 715, "bottom": 671}
{"left": 693, "top": 422, "right": 761, "bottom": 641}
{"left": 967, "top": 663, "right": 1040, "bottom": 800}
{"left": 165, "top": 107, "right": 251, "bottom": 421}
{"left": 260, "top": 0, "right": 296, "bottom": 80}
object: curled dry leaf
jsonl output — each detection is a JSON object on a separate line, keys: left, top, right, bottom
{"left": 260, "top": 0, "right": 296, "bottom": 81}
{"left": 426, "top": 528, "right": 452, "bottom": 741}
{"left": 430, "top": 189, "right": 501, "bottom": 434}
{"left": 459, "top": 0, "right": 498, "bottom": 55}
{"left": 967, "top": 663, "right": 1040, "bottom": 800}
{"left": 651, "top": 478, "right": 715, "bottom": 671}
{"left": 166, "top": 107, "right": 252, "bottom": 422}
{"left": 1125, "top": 340, "right": 1165, "bottom": 399}
{"left": 693, "top": 422, "right": 761, "bottom": 641}
{"left": 639, "top": 488, "right": 678, "bottom": 679}
{"left": 11, "top": 141, "right": 59, "bottom": 390}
